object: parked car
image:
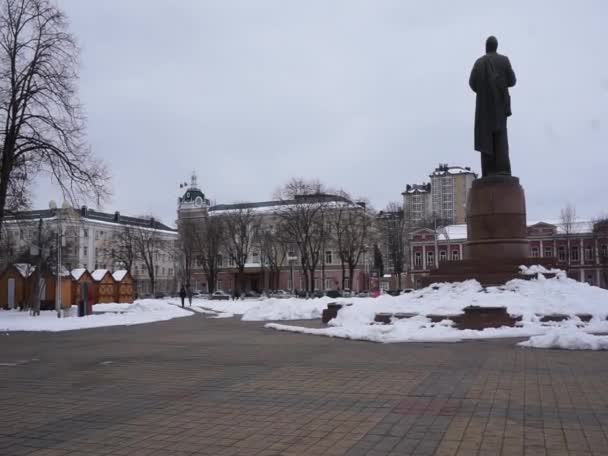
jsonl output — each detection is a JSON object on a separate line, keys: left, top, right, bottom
{"left": 269, "top": 290, "right": 293, "bottom": 299}
{"left": 193, "top": 292, "right": 208, "bottom": 299}
{"left": 401, "top": 288, "right": 414, "bottom": 294}
{"left": 210, "top": 290, "right": 230, "bottom": 301}
{"left": 342, "top": 288, "right": 353, "bottom": 298}
{"left": 154, "top": 292, "right": 165, "bottom": 299}
{"left": 326, "top": 290, "right": 342, "bottom": 299}
{"left": 355, "top": 291, "right": 370, "bottom": 298}
{"left": 244, "top": 290, "right": 261, "bottom": 298}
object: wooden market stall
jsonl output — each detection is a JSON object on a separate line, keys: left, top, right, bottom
{"left": 71, "top": 268, "right": 95, "bottom": 307}
{"left": 0, "top": 264, "right": 34, "bottom": 309}
{"left": 112, "top": 270, "right": 135, "bottom": 304}
{"left": 91, "top": 269, "right": 117, "bottom": 304}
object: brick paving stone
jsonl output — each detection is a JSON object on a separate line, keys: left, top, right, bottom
{"left": 2, "top": 316, "right": 608, "bottom": 455}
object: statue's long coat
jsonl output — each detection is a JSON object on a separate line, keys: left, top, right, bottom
{"left": 469, "top": 52, "right": 516, "bottom": 155}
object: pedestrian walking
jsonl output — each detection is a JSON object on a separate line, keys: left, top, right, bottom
{"left": 179, "top": 285, "right": 186, "bottom": 308}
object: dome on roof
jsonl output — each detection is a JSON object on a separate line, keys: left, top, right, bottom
{"left": 178, "top": 172, "right": 210, "bottom": 211}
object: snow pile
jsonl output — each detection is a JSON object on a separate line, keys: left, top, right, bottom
{"left": 0, "top": 299, "right": 192, "bottom": 332}
{"left": 519, "top": 264, "right": 561, "bottom": 275}
{"left": 519, "top": 328, "right": 608, "bottom": 350}
{"left": 188, "top": 296, "right": 332, "bottom": 321}
{"left": 265, "top": 273, "right": 608, "bottom": 344}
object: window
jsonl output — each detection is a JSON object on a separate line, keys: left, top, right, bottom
{"left": 414, "top": 252, "right": 422, "bottom": 267}
{"left": 452, "top": 250, "right": 459, "bottom": 261}
{"left": 96, "top": 231, "right": 104, "bottom": 240}
{"left": 325, "top": 250, "right": 333, "bottom": 265}
{"left": 162, "top": 267, "right": 165, "bottom": 276}
{"left": 94, "top": 263, "right": 99, "bottom": 270}
{"left": 217, "top": 279, "right": 223, "bottom": 291}
{"left": 324, "top": 278, "right": 332, "bottom": 290}
{"left": 168, "top": 268, "right": 173, "bottom": 276}
{"left": 252, "top": 251, "right": 260, "bottom": 264}
{"left": 287, "top": 277, "right": 293, "bottom": 290}
{"left": 558, "top": 246, "right": 566, "bottom": 261}
{"left": 83, "top": 228, "right": 88, "bottom": 238}
{"left": 439, "top": 250, "right": 447, "bottom": 263}
{"left": 19, "top": 230, "right": 24, "bottom": 240}
{"left": 585, "top": 246, "right": 593, "bottom": 261}
{"left": 571, "top": 246, "right": 579, "bottom": 261}
{"left": 531, "top": 247, "right": 539, "bottom": 257}
{"left": 83, "top": 246, "right": 88, "bottom": 256}
{"left": 344, "top": 277, "right": 350, "bottom": 289}
{"left": 602, "top": 245, "right": 608, "bottom": 258}
{"left": 427, "top": 251, "right": 434, "bottom": 267}
{"left": 314, "top": 278, "right": 321, "bottom": 290}
{"left": 544, "top": 246, "right": 553, "bottom": 258}
{"left": 217, "top": 255, "right": 223, "bottom": 267}
{"left": 155, "top": 265, "right": 159, "bottom": 275}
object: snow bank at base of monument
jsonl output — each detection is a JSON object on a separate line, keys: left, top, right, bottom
{"left": 265, "top": 272, "right": 608, "bottom": 344}
{"left": 0, "top": 300, "right": 191, "bottom": 332}
{"left": 518, "top": 328, "right": 608, "bottom": 350}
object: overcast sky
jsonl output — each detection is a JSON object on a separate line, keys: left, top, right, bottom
{"left": 35, "top": 0, "right": 607, "bottom": 226}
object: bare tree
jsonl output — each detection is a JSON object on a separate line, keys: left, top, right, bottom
{"left": 176, "top": 218, "right": 198, "bottom": 288}
{"left": 101, "top": 225, "right": 137, "bottom": 272}
{"left": 259, "top": 223, "right": 288, "bottom": 291}
{"left": 274, "top": 178, "right": 331, "bottom": 295}
{"left": 331, "top": 195, "right": 373, "bottom": 292}
{"left": 195, "top": 215, "right": 223, "bottom": 293}
{"left": 132, "top": 221, "right": 164, "bottom": 295}
{"left": 0, "top": 0, "right": 109, "bottom": 239}
{"left": 222, "top": 207, "right": 259, "bottom": 296}
{"left": 560, "top": 203, "right": 577, "bottom": 270}
{"left": 378, "top": 202, "right": 408, "bottom": 289}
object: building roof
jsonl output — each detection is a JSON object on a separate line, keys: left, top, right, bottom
{"left": 91, "top": 269, "right": 112, "bottom": 282}
{"left": 209, "top": 194, "right": 356, "bottom": 214}
{"left": 413, "top": 220, "right": 596, "bottom": 241}
{"left": 4, "top": 207, "right": 176, "bottom": 233}
{"left": 402, "top": 183, "right": 431, "bottom": 195}
{"left": 112, "top": 270, "right": 129, "bottom": 281}
{"left": 70, "top": 268, "right": 87, "bottom": 280}
{"left": 430, "top": 164, "right": 476, "bottom": 178}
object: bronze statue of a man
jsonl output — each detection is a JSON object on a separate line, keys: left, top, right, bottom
{"left": 469, "top": 36, "right": 516, "bottom": 177}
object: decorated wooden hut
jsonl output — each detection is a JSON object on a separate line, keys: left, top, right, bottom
{"left": 39, "top": 269, "right": 74, "bottom": 310}
{"left": 0, "top": 264, "right": 34, "bottom": 309}
{"left": 91, "top": 269, "right": 117, "bottom": 304}
{"left": 113, "top": 270, "right": 135, "bottom": 304}
{"left": 71, "top": 268, "right": 95, "bottom": 307}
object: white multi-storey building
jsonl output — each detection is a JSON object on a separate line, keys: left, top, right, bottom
{"left": 1, "top": 205, "right": 179, "bottom": 296}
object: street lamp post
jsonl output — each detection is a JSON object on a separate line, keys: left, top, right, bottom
{"left": 50, "top": 201, "right": 62, "bottom": 318}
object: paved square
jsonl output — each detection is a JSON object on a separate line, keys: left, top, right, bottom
{"left": 1, "top": 315, "right": 608, "bottom": 455}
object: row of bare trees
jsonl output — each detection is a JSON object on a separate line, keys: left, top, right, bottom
{"left": 172, "top": 179, "right": 377, "bottom": 295}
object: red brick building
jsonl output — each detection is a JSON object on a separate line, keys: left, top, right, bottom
{"left": 407, "top": 220, "right": 608, "bottom": 289}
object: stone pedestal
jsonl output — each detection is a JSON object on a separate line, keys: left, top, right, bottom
{"left": 465, "top": 176, "right": 528, "bottom": 260}
{"left": 419, "top": 175, "right": 557, "bottom": 288}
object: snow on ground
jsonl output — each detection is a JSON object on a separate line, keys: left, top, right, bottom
{"left": 0, "top": 299, "right": 192, "bottom": 332}
{"left": 176, "top": 296, "right": 333, "bottom": 321}
{"left": 518, "top": 328, "right": 608, "bottom": 350}
{"left": 264, "top": 272, "right": 608, "bottom": 344}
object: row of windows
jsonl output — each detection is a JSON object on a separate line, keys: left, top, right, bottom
{"left": 414, "top": 250, "right": 460, "bottom": 267}
{"left": 531, "top": 245, "right": 608, "bottom": 261}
